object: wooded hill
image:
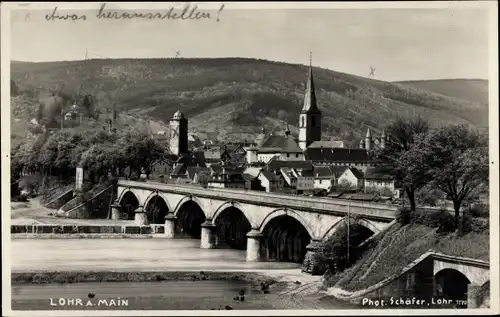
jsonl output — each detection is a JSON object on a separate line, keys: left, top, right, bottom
{"left": 11, "top": 58, "right": 488, "bottom": 144}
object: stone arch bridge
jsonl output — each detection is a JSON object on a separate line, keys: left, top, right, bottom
{"left": 113, "top": 180, "right": 398, "bottom": 264}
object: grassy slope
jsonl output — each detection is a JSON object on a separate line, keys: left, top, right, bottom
{"left": 11, "top": 58, "right": 488, "bottom": 144}
{"left": 395, "top": 79, "right": 489, "bottom": 105}
{"left": 331, "top": 223, "right": 489, "bottom": 292}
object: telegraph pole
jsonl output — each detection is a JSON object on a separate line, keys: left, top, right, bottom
{"left": 347, "top": 197, "right": 351, "bottom": 264}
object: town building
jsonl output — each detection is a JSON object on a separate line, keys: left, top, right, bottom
{"left": 242, "top": 167, "right": 266, "bottom": 191}
{"left": 364, "top": 167, "right": 396, "bottom": 196}
{"left": 150, "top": 158, "right": 173, "bottom": 181}
{"left": 337, "top": 167, "right": 365, "bottom": 191}
{"left": 207, "top": 161, "right": 246, "bottom": 189}
{"left": 257, "top": 170, "right": 284, "bottom": 193}
{"left": 312, "top": 166, "right": 346, "bottom": 191}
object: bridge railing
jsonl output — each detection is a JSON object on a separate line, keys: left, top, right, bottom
{"left": 118, "top": 180, "right": 398, "bottom": 220}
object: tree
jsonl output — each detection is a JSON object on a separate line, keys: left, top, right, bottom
{"left": 79, "top": 94, "right": 100, "bottom": 120}
{"left": 413, "top": 124, "right": 488, "bottom": 231}
{"left": 374, "top": 117, "right": 430, "bottom": 211}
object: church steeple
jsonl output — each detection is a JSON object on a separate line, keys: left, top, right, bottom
{"left": 285, "top": 122, "right": 291, "bottom": 137}
{"left": 301, "top": 52, "right": 320, "bottom": 114}
{"left": 298, "top": 52, "right": 322, "bottom": 151}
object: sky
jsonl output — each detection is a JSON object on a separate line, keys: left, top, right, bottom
{"left": 9, "top": 3, "right": 491, "bottom": 81}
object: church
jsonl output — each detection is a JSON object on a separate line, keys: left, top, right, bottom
{"left": 167, "top": 55, "right": 388, "bottom": 174}
{"left": 245, "top": 56, "right": 387, "bottom": 173}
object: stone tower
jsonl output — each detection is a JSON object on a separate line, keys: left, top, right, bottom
{"left": 298, "top": 53, "right": 322, "bottom": 151}
{"left": 169, "top": 110, "right": 188, "bottom": 156}
{"left": 359, "top": 138, "right": 365, "bottom": 149}
{"left": 365, "top": 128, "right": 372, "bottom": 151}
{"left": 380, "top": 129, "right": 387, "bottom": 149}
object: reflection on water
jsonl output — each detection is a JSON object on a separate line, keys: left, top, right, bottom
{"left": 12, "top": 238, "right": 301, "bottom": 271}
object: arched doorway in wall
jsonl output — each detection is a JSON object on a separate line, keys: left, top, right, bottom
{"left": 434, "top": 268, "right": 471, "bottom": 307}
{"left": 119, "top": 191, "right": 139, "bottom": 220}
{"left": 261, "top": 215, "right": 312, "bottom": 263}
{"left": 144, "top": 195, "right": 169, "bottom": 224}
{"left": 175, "top": 200, "right": 206, "bottom": 239}
{"left": 214, "top": 206, "right": 251, "bottom": 250}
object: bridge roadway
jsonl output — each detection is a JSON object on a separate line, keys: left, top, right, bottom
{"left": 114, "top": 180, "right": 398, "bottom": 264}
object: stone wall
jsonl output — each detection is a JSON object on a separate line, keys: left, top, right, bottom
{"left": 352, "top": 256, "right": 435, "bottom": 306}
{"left": 11, "top": 224, "right": 165, "bottom": 235}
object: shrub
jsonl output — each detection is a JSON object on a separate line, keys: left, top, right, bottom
{"left": 468, "top": 204, "right": 489, "bottom": 218}
{"left": 98, "top": 175, "right": 107, "bottom": 184}
{"left": 12, "top": 194, "right": 28, "bottom": 202}
{"left": 461, "top": 210, "right": 489, "bottom": 234}
{"left": 415, "top": 187, "right": 443, "bottom": 207}
{"left": 411, "top": 208, "right": 455, "bottom": 233}
{"left": 395, "top": 207, "right": 412, "bottom": 225}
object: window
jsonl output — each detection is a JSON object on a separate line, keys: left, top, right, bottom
{"left": 301, "top": 116, "right": 305, "bottom": 127}
{"left": 287, "top": 153, "right": 290, "bottom": 158}
{"left": 295, "top": 153, "right": 299, "bottom": 158}
{"left": 319, "top": 180, "right": 322, "bottom": 184}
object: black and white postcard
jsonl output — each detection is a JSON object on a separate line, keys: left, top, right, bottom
{"left": 2, "top": 1, "right": 498, "bottom": 316}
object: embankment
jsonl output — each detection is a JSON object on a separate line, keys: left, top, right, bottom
{"left": 12, "top": 270, "right": 279, "bottom": 286}
{"left": 323, "top": 222, "right": 490, "bottom": 307}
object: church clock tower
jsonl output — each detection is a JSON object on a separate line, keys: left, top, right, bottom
{"left": 298, "top": 53, "right": 322, "bottom": 151}
{"left": 169, "top": 110, "right": 188, "bottom": 156}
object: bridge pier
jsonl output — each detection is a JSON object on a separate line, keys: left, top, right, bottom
{"left": 200, "top": 221, "right": 216, "bottom": 249}
{"left": 301, "top": 240, "right": 323, "bottom": 274}
{"left": 164, "top": 214, "right": 176, "bottom": 238}
{"left": 110, "top": 201, "right": 121, "bottom": 220}
{"left": 467, "top": 284, "right": 484, "bottom": 308}
{"left": 246, "top": 229, "right": 263, "bottom": 262}
{"left": 134, "top": 206, "right": 148, "bottom": 226}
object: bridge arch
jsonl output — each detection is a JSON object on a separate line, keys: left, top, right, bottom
{"left": 118, "top": 190, "right": 139, "bottom": 220}
{"left": 173, "top": 195, "right": 205, "bottom": 216}
{"left": 259, "top": 208, "right": 314, "bottom": 263}
{"left": 213, "top": 202, "right": 252, "bottom": 250}
{"left": 259, "top": 208, "right": 315, "bottom": 239}
{"left": 322, "top": 217, "right": 380, "bottom": 242}
{"left": 174, "top": 196, "right": 206, "bottom": 239}
{"left": 117, "top": 188, "right": 135, "bottom": 206}
{"left": 434, "top": 268, "right": 471, "bottom": 305}
{"left": 144, "top": 193, "right": 170, "bottom": 224}
{"left": 144, "top": 191, "right": 173, "bottom": 213}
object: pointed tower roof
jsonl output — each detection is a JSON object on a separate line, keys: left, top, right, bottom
{"left": 365, "top": 128, "right": 372, "bottom": 138}
{"left": 285, "top": 122, "right": 291, "bottom": 137}
{"left": 301, "top": 52, "right": 320, "bottom": 114}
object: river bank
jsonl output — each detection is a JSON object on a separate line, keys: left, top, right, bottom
{"left": 11, "top": 270, "right": 361, "bottom": 310}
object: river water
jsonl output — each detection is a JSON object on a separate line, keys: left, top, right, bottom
{"left": 11, "top": 238, "right": 360, "bottom": 310}
{"left": 11, "top": 238, "right": 302, "bottom": 271}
